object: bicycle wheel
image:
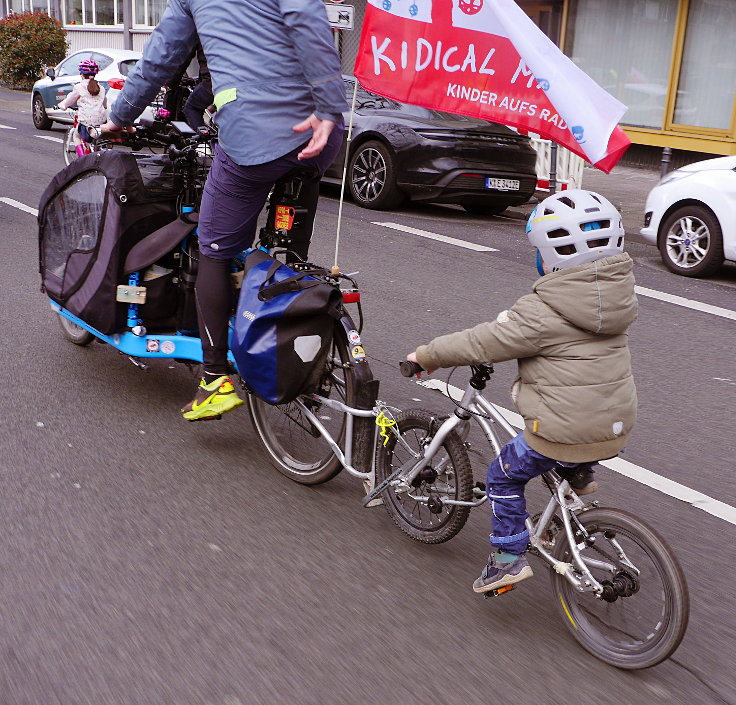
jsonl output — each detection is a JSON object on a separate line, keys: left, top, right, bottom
{"left": 247, "top": 323, "right": 363, "bottom": 485}
{"left": 58, "top": 314, "right": 95, "bottom": 346}
{"left": 376, "top": 409, "right": 474, "bottom": 544}
{"left": 63, "top": 126, "right": 78, "bottom": 166}
{"left": 550, "top": 507, "right": 689, "bottom": 669}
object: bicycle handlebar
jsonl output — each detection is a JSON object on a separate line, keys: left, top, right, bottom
{"left": 399, "top": 360, "right": 424, "bottom": 377}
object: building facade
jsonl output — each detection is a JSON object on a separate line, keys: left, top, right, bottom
{"left": 3, "top": 0, "right": 734, "bottom": 157}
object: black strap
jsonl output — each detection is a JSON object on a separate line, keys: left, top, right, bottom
{"left": 257, "top": 260, "right": 330, "bottom": 301}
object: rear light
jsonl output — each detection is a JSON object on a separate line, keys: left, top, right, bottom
{"left": 107, "top": 77, "right": 125, "bottom": 91}
{"left": 341, "top": 290, "right": 361, "bottom": 304}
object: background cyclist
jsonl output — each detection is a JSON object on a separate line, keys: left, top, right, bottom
{"left": 99, "top": 0, "right": 346, "bottom": 421}
{"left": 59, "top": 58, "right": 107, "bottom": 158}
{"left": 407, "top": 190, "right": 638, "bottom": 594}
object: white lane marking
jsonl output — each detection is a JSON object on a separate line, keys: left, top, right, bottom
{"left": 0, "top": 124, "right": 16, "bottom": 130}
{"left": 417, "top": 377, "right": 736, "bottom": 526}
{"left": 374, "top": 221, "right": 499, "bottom": 252}
{"left": 635, "top": 285, "right": 736, "bottom": 322}
{"left": 0, "top": 197, "right": 38, "bottom": 216}
{"left": 35, "top": 135, "right": 64, "bottom": 143}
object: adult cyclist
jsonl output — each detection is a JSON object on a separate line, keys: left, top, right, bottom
{"left": 100, "top": 0, "right": 346, "bottom": 421}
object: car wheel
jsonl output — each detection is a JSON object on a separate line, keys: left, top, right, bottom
{"left": 462, "top": 204, "right": 508, "bottom": 216}
{"left": 32, "top": 93, "right": 53, "bottom": 130}
{"left": 658, "top": 205, "right": 725, "bottom": 277}
{"left": 348, "top": 140, "right": 404, "bottom": 210}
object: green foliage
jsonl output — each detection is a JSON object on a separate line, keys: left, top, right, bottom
{"left": 0, "top": 11, "right": 67, "bottom": 90}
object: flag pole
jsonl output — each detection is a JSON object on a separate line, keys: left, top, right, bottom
{"left": 331, "top": 79, "right": 359, "bottom": 276}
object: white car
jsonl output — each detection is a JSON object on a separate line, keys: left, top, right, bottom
{"left": 31, "top": 48, "right": 142, "bottom": 130}
{"left": 640, "top": 156, "right": 736, "bottom": 277}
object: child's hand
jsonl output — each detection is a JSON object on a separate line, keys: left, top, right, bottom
{"left": 406, "top": 351, "right": 435, "bottom": 375}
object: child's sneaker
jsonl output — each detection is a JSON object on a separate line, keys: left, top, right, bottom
{"left": 181, "top": 375, "right": 244, "bottom": 421}
{"left": 558, "top": 467, "right": 598, "bottom": 495}
{"left": 472, "top": 552, "right": 533, "bottom": 593}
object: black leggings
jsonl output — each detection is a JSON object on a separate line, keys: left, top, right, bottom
{"left": 195, "top": 254, "right": 233, "bottom": 376}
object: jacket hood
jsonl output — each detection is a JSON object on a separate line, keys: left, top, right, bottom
{"left": 533, "top": 253, "right": 638, "bottom": 335}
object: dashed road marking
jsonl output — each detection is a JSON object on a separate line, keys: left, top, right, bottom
{"left": 635, "top": 285, "right": 736, "bottom": 322}
{"left": 417, "top": 377, "right": 736, "bottom": 526}
{"left": 0, "top": 197, "right": 38, "bottom": 216}
{"left": 0, "top": 124, "right": 16, "bottom": 130}
{"left": 35, "top": 135, "right": 64, "bottom": 143}
{"left": 374, "top": 221, "right": 499, "bottom": 252}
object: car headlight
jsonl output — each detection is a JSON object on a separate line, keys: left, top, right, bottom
{"left": 658, "top": 169, "right": 690, "bottom": 187}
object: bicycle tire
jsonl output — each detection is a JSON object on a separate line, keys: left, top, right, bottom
{"left": 63, "top": 126, "right": 78, "bottom": 166}
{"left": 376, "top": 409, "right": 473, "bottom": 544}
{"left": 58, "top": 314, "right": 95, "bottom": 346}
{"left": 247, "top": 321, "right": 371, "bottom": 485}
{"left": 550, "top": 507, "right": 689, "bottom": 669}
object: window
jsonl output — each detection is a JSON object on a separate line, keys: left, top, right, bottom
{"left": 63, "top": 0, "right": 82, "bottom": 24}
{"left": 5, "top": 0, "right": 50, "bottom": 11}
{"left": 134, "top": 0, "right": 167, "bottom": 27}
{"left": 91, "top": 52, "right": 114, "bottom": 71}
{"left": 42, "top": 172, "right": 108, "bottom": 282}
{"left": 119, "top": 59, "right": 138, "bottom": 77}
{"left": 93, "top": 0, "right": 115, "bottom": 25}
{"left": 564, "top": 0, "right": 679, "bottom": 130}
{"left": 57, "top": 52, "right": 91, "bottom": 76}
{"left": 672, "top": 0, "right": 736, "bottom": 130}
{"left": 61, "top": 0, "right": 122, "bottom": 25}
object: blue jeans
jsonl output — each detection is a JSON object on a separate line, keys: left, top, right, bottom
{"left": 487, "top": 434, "right": 595, "bottom": 554}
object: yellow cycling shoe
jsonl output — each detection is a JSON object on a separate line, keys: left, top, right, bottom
{"left": 181, "top": 375, "right": 244, "bottom": 421}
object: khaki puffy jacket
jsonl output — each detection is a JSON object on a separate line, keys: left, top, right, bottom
{"left": 415, "top": 253, "right": 638, "bottom": 463}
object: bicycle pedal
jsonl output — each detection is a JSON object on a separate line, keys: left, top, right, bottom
{"left": 483, "top": 584, "right": 515, "bottom": 599}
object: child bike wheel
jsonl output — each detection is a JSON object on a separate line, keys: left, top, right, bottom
{"left": 247, "top": 324, "right": 363, "bottom": 485}
{"left": 376, "top": 409, "right": 473, "bottom": 544}
{"left": 550, "top": 507, "right": 689, "bottom": 669}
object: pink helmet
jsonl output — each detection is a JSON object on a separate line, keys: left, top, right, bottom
{"left": 78, "top": 58, "right": 100, "bottom": 77}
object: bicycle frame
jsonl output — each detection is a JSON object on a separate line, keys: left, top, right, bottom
{"left": 401, "top": 372, "right": 638, "bottom": 597}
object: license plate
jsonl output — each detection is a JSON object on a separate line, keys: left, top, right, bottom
{"left": 485, "top": 178, "right": 520, "bottom": 191}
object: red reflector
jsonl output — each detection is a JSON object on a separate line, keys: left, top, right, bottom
{"left": 462, "top": 173, "right": 484, "bottom": 178}
{"left": 342, "top": 291, "right": 360, "bottom": 303}
{"left": 107, "top": 77, "right": 125, "bottom": 91}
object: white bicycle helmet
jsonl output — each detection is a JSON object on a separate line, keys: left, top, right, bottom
{"left": 526, "top": 189, "right": 625, "bottom": 273}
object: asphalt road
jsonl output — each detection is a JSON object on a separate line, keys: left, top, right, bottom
{"left": 2, "top": 88, "right": 736, "bottom": 705}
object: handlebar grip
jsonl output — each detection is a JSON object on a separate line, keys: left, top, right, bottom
{"left": 399, "top": 360, "right": 424, "bottom": 377}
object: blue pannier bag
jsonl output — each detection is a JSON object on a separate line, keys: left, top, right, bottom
{"left": 232, "top": 249, "right": 343, "bottom": 405}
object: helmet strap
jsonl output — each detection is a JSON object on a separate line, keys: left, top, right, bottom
{"left": 535, "top": 249, "right": 545, "bottom": 276}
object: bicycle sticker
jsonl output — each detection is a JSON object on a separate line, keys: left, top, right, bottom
{"left": 348, "top": 329, "right": 361, "bottom": 345}
{"left": 274, "top": 205, "right": 295, "bottom": 230}
{"left": 351, "top": 345, "right": 366, "bottom": 361}
{"left": 146, "top": 339, "right": 160, "bottom": 353}
{"left": 160, "top": 340, "right": 176, "bottom": 354}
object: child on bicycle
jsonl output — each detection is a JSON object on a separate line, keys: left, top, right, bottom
{"left": 407, "top": 189, "right": 638, "bottom": 593}
{"left": 59, "top": 58, "right": 107, "bottom": 158}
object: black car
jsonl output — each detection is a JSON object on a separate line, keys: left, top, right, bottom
{"left": 322, "top": 77, "right": 538, "bottom": 214}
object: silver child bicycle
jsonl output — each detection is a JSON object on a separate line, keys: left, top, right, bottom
{"left": 250, "top": 354, "right": 689, "bottom": 669}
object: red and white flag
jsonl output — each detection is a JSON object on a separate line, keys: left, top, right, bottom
{"left": 354, "top": 0, "right": 630, "bottom": 173}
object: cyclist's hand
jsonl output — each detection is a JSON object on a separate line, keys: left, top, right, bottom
{"left": 407, "top": 351, "right": 434, "bottom": 375}
{"left": 98, "top": 120, "right": 135, "bottom": 142}
{"left": 293, "top": 113, "right": 335, "bottom": 160}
